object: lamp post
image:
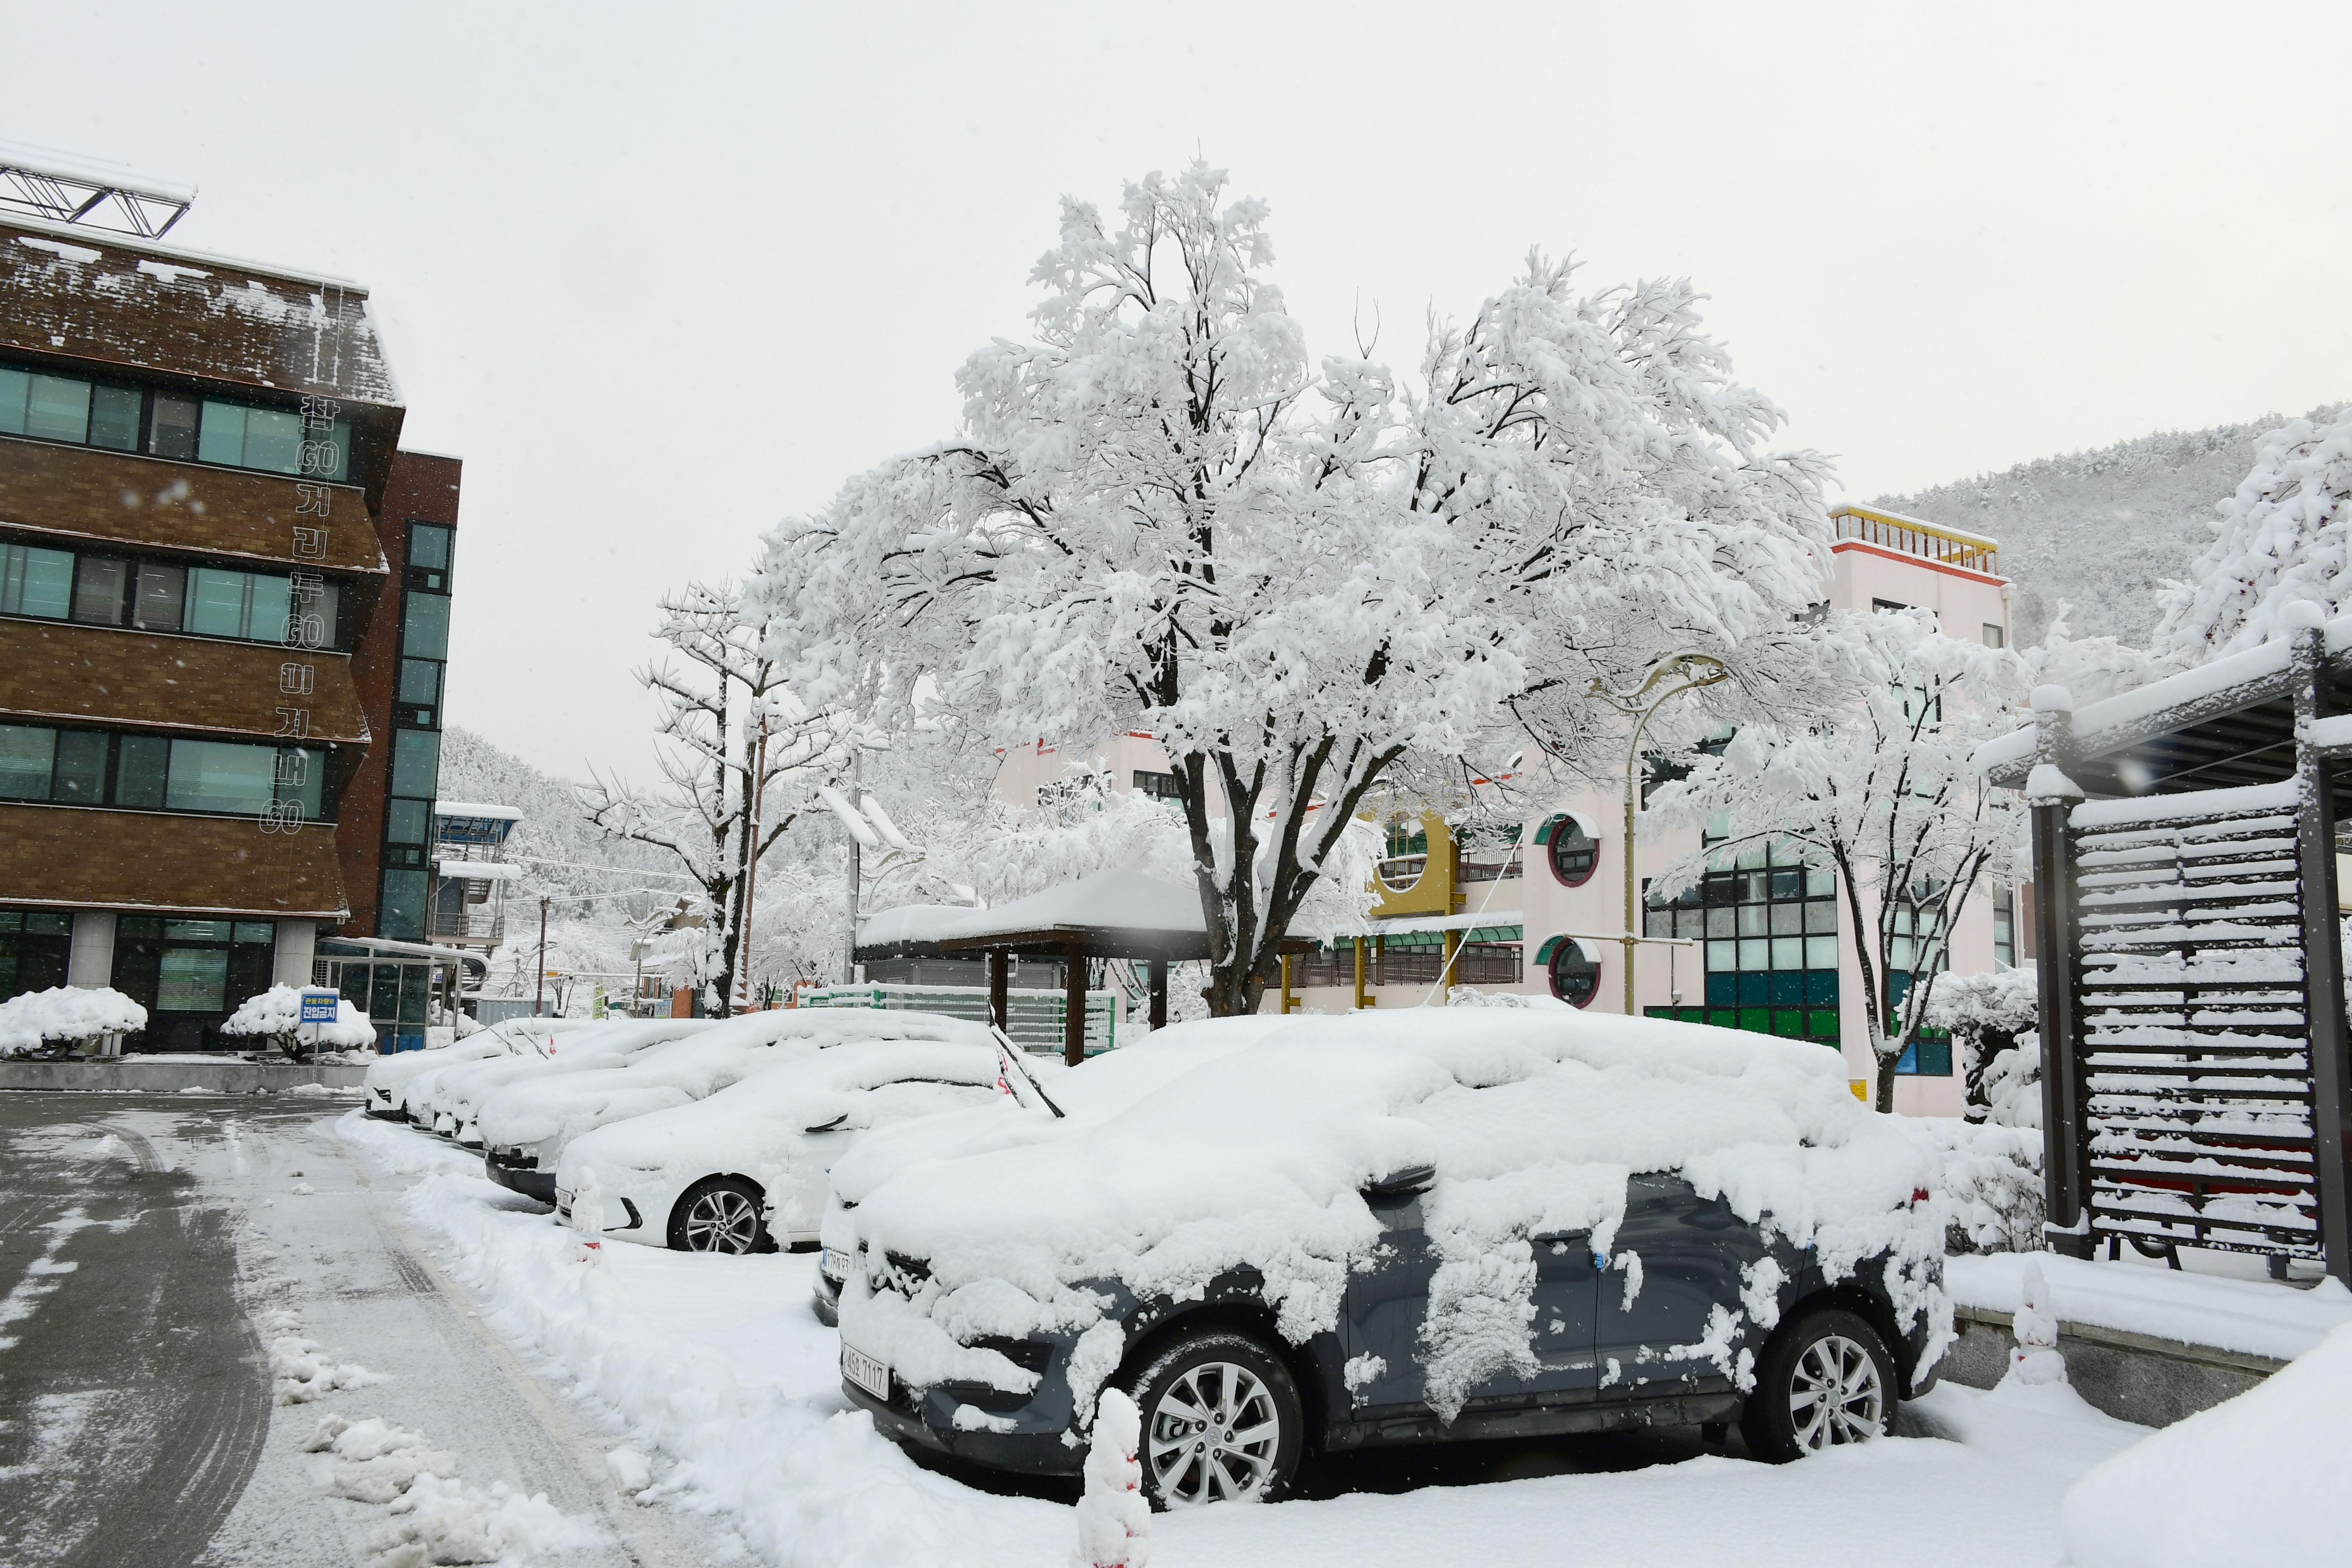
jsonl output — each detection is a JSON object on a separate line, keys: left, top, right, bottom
{"left": 1590, "top": 654, "right": 1729, "bottom": 1016}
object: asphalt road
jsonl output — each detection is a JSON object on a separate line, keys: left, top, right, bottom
{"left": 0, "top": 1092, "right": 724, "bottom": 1568}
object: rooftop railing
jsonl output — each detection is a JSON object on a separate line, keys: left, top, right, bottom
{"left": 1830, "top": 505, "right": 2001, "bottom": 577}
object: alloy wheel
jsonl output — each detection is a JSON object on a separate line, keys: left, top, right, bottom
{"left": 682, "top": 1187, "right": 760, "bottom": 1253}
{"left": 1145, "top": 1361, "right": 1283, "bottom": 1506}
{"left": 1787, "top": 1332, "right": 1886, "bottom": 1451}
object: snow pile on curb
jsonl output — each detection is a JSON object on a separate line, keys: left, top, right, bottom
{"left": 845, "top": 1009, "right": 1951, "bottom": 1425}
{"left": 356, "top": 1143, "right": 1061, "bottom": 1565}
{"left": 271, "top": 1330, "right": 386, "bottom": 1403}
{"left": 223, "top": 984, "right": 379, "bottom": 1049}
{"left": 2061, "top": 1320, "right": 2352, "bottom": 1566}
{"left": 0, "top": 985, "right": 146, "bottom": 1054}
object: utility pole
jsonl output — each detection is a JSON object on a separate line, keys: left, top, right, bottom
{"left": 534, "top": 895, "right": 551, "bottom": 1016}
{"left": 843, "top": 746, "right": 862, "bottom": 987}
{"left": 734, "top": 714, "right": 770, "bottom": 1013}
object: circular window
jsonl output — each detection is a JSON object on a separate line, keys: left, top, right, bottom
{"left": 1549, "top": 939, "right": 1601, "bottom": 1008}
{"left": 1546, "top": 816, "right": 1600, "bottom": 887}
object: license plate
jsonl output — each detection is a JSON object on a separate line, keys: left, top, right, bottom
{"left": 822, "top": 1247, "right": 852, "bottom": 1280}
{"left": 842, "top": 1343, "right": 890, "bottom": 1401}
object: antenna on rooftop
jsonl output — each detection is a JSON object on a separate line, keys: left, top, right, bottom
{"left": 0, "top": 144, "right": 194, "bottom": 239}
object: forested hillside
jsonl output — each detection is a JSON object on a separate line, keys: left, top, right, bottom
{"left": 1876, "top": 403, "right": 2348, "bottom": 648}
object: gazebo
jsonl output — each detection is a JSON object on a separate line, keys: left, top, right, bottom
{"left": 857, "top": 869, "right": 1219, "bottom": 1064}
{"left": 1977, "top": 605, "right": 2352, "bottom": 1285}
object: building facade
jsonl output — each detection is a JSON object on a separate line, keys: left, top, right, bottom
{"left": 0, "top": 196, "right": 460, "bottom": 1050}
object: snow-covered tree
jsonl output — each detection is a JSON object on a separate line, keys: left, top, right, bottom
{"left": 756, "top": 161, "right": 1831, "bottom": 1015}
{"left": 582, "top": 580, "right": 846, "bottom": 1014}
{"left": 1925, "top": 964, "right": 2039, "bottom": 1122}
{"left": 2152, "top": 409, "right": 2352, "bottom": 664}
{"left": 1650, "top": 610, "right": 2029, "bottom": 1111}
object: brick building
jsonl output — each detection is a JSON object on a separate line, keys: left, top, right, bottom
{"left": 0, "top": 189, "right": 461, "bottom": 1050}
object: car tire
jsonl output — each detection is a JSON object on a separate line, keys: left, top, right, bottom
{"left": 1740, "top": 1307, "right": 1899, "bottom": 1463}
{"left": 667, "top": 1176, "right": 768, "bottom": 1254}
{"left": 1122, "top": 1329, "right": 1304, "bottom": 1510}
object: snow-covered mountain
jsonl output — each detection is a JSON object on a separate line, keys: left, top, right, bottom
{"left": 434, "top": 726, "right": 682, "bottom": 912}
{"left": 1876, "top": 403, "right": 2348, "bottom": 648}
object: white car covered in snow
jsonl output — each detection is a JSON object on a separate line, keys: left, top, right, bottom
{"left": 479, "top": 1009, "right": 995, "bottom": 1204}
{"left": 401, "top": 1017, "right": 712, "bottom": 1145}
{"left": 363, "top": 1016, "right": 594, "bottom": 1120}
{"left": 554, "top": 1026, "right": 1005, "bottom": 1255}
{"left": 811, "top": 1016, "right": 1290, "bottom": 1322}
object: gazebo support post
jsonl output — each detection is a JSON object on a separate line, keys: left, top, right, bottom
{"left": 1352, "top": 938, "right": 1367, "bottom": 1010}
{"left": 988, "top": 949, "right": 1009, "bottom": 1034}
{"left": 1148, "top": 959, "right": 1167, "bottom": 1031}
{"left": 1063, "top": 942, "right": 1086, "bottom": 1067}
{"left": 2028, "top": 694, "right": 2093, "bottom": 1259}
{"left": 1280, "top": 953, "right": 1296, "bottom": 1014}
{"left": 2290, "top": 624, "right": 2352, "bottom": 1286}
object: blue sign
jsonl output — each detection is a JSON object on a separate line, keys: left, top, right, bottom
{"left": 299, "top": 988, "right": 341, "bottom": 1024}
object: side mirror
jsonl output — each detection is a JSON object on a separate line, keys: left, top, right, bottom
{"left": 1363, "top": 1165, "right": 1435, "bottom": 1204}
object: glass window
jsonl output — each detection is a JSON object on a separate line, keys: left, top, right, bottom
{"left": 114, "top": 734, "right": 168, "bottom": 809}
{"left": 157, "top": 946, "right": 229, "bottom": 1012}
{"left": 409, "top": 523, "right": 452, "bottom": 572}
{"left": 52, "top": 731, "right": 106, "bottom": 803}
{"left": 0, "top": 726, "right": 55, "bottom": 800}
{"left": 165, "top": 919, "right": 232, "bottom": 942}
{"left": 248, "top": 573, "right": 291, "bottom": 644}
{"left": 276, "top": 746, "right": 325, "bottom": 817}
{"left": 72, "top": 557, "right": 128, "bottom": 626}
{"left": 26, "top": 374, "right": 90, "bottom": 442}
{"left": 386, "top": 798, "right": 430, "bottom": 844}
{"left": 242, "top": 407, "right": 303, "bottom": 474}
{"left": 379, "top": 871, "right": 427, "bottom": 941}
{"left": 0, "top": 365, "right": 27, "bottom": 434}
{"left": 402, "top": 591, "right": 450, "bottom": 660}
{"left": 399, "top": 659, "right": 441, "bottom": 705}
{"left": 150, "top": 393, "right": 199, "bottom": 460}
{"left": 1546, "top": 816, "right": 1599, "bottom": 886}
{"left": 2, "top": 544, "right": 74, "bottom": 619}
{"left": 187, "top": 568, "right": 248, "bottom": 637}
{"left": 389, "top": 728, "right": 441, "bottom": 800}
{"left": 198, "top": 400, "right": 248, "bottom": 466}
{"left": 134, "top": 562, "right": 185, "bottom": 632}
{"left": 233, "top": 921, "right": 276, "bottom": 945}
{"left": 90, "top": 385, "right": 141, "bottom": 451}
{"left": 1548, "top": 940, "right": 1601, "bottom": 1008}
{"left": 166, "top": 738, "right": 273, "bottom": 815}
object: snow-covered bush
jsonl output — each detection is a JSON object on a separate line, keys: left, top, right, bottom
{"left": 0, "top": 986, "right": 147, "bottom": 1056}
{"left": 1924, "top": 965, "right": 2039, "bottom": 1123}
{"left": 221, "top": 985, "right": 378, "bottom": 1058}
{"left": 1901, "top": 1116, "right": 2044, "bottom": 1255}
{"left": 1981, "top": 1029, "right": 2043, "bottom": 1130}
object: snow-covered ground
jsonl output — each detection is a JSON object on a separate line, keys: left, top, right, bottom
{"left": 341, "top": 1110, "right": 2160, "bottom": 1567}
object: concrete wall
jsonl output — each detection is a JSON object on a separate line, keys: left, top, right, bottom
{"left": 0, "top": 1060, "right": 368, "bottom": 1093}
{"left": 1937, "top": 1304, "right": 2278, "bottom": 1427}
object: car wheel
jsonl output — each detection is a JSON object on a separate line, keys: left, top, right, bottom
{"left": 668, "top": 1177, "right": 767, "bottom": 1254}
{"left": 1741, "top": 1307, "right": 1898, "bottom": 1462}
{"left": 1123, "top": 1330, "right": 1303, "bottom": 1511}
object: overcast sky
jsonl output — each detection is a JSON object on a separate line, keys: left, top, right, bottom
{"left": 8, "top": 3, "right": 2349, "bottom": 784}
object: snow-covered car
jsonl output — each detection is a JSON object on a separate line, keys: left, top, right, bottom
{"left": 401, "top": 1017, "right": 713, "bottom": 1145}
{"left": 833, "top": 1007, "right": 1951, "bottom": 1508}
{"left": 811, "top": 1015, "right": 1291, "bottom": 1323}
{"left": 554, "top": 1026, "right": 1002, "bottom": 1254}
{"left": 362, "top": 1017, "right": 592, "bottom": 1121}
{"left": 479, "top": 1008, "right": 993, "bottom": 1204}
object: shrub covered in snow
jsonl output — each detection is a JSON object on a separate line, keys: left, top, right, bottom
{"left": 840, "top": 1009, "right": 1951, "bottom": 1426}
{"left": 221, "top": 985, "right": 378, "bottom": 1056}
{"left": 1901, "top": 1116, "right": 2044, "bottom": 1255}
{"left": 0, "top": 986, "right": 147, "bottom": 1056}
{"left": 1924, "top": 966, "right": 2039, "bottom": 1124}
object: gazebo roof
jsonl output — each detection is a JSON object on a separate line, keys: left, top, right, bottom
{"left": 858, "top": 869, "right": 1214, "bottom": 962}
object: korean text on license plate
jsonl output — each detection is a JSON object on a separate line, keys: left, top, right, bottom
{"left": 822, "top": 1246, "right": 852, "bottom": 1279}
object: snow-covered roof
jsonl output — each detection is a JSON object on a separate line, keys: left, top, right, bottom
{"left": 433, "top": 801, "right": 525, "bottom": 822}
{"left": 436, "top": 859, "right": 520, "bottom": 881}
{"left": 1976, "top": 610, "right": 2352, "bottom": 785}
{"left": 859, "top": 869, "right": 1206, "bottom": 951}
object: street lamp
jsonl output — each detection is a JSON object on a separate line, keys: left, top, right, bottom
{"left": 1590, "top": 653, "right": 1730, "bottom": 1016}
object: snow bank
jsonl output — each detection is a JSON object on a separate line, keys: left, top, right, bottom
{"left": 844, "top": 1009, "right": 1949, "bottom": 1422}
{"left": 0, "top": 986, "right": 146, "bottom": 1054}
{"left": 2062, "top": 1320, "right": 2352, "bottom": 1567}
{"left": 1948, "top": 1251, "right": 2352, "bottom": 1362}
{"left": 220, "top": 984, "right": 378, "bottom": 1049}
